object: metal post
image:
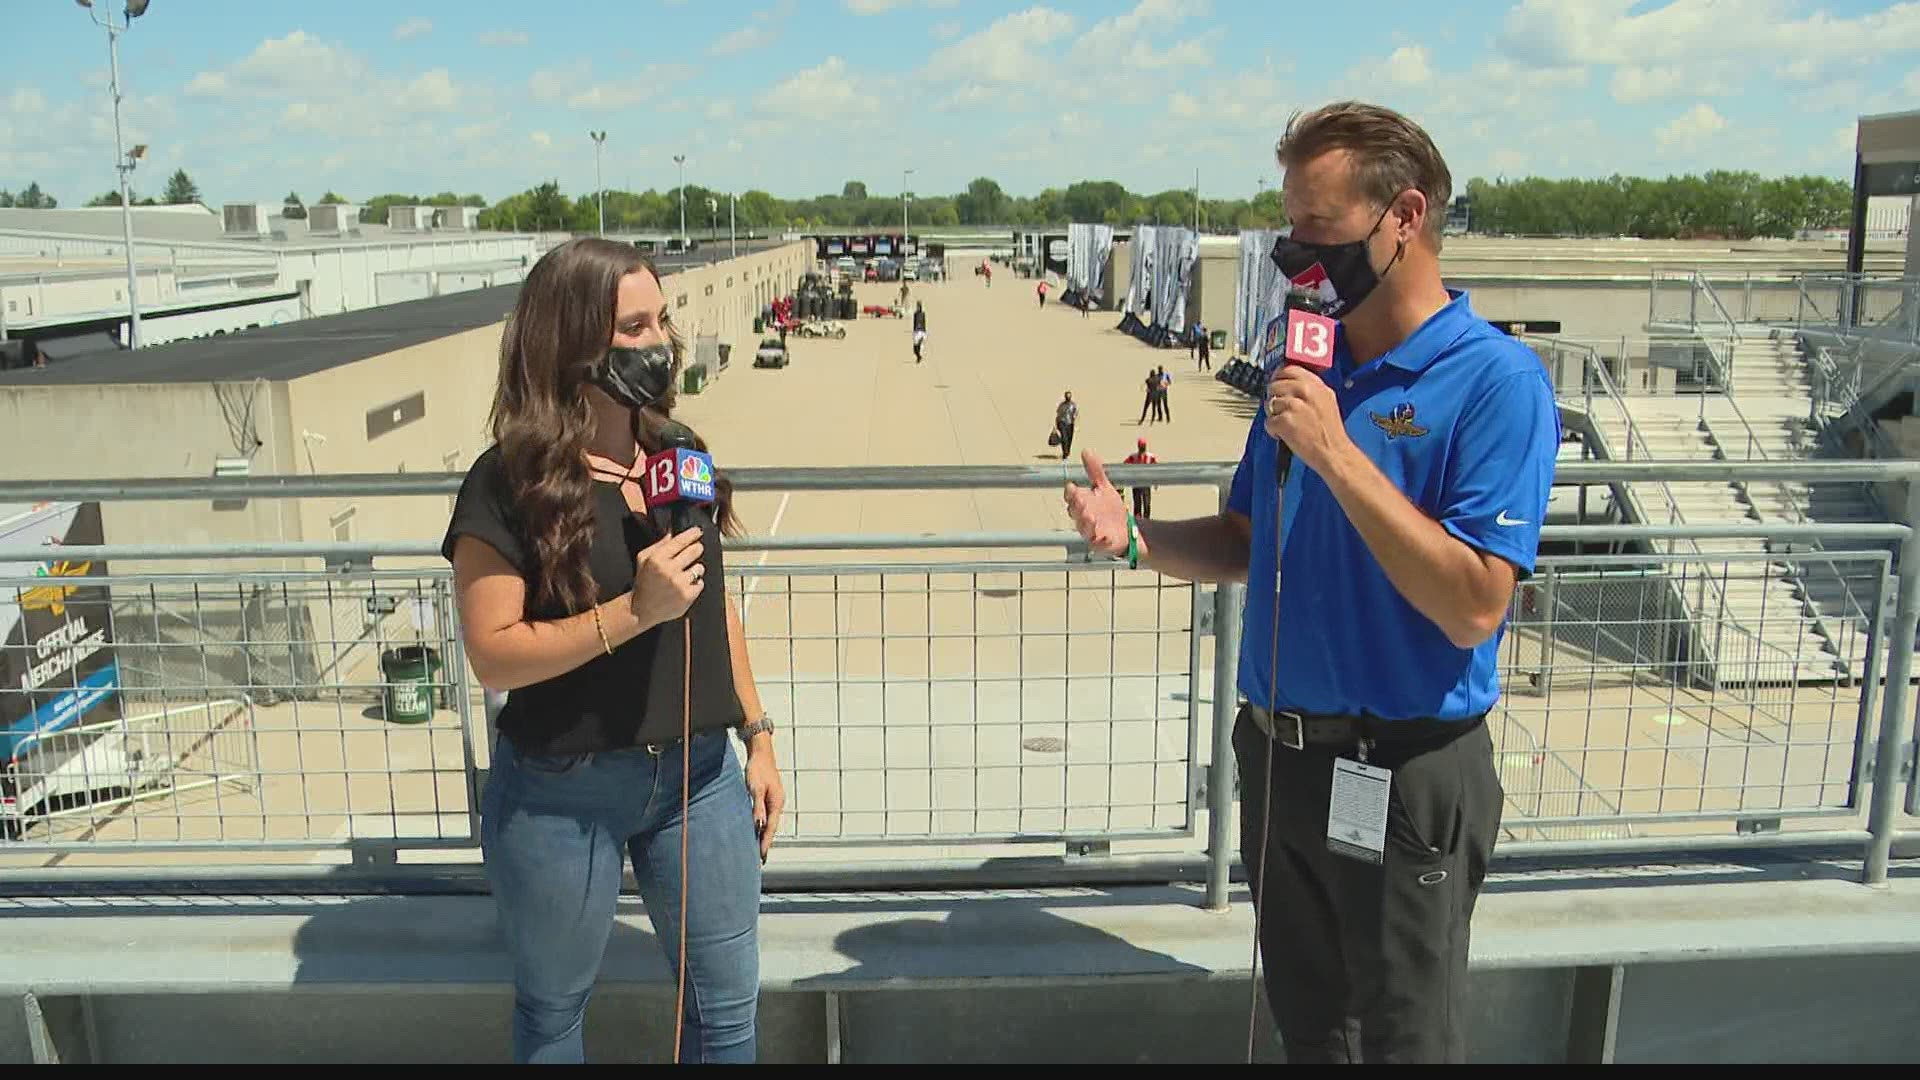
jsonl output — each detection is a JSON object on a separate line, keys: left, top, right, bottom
{"left": 105, "top": 18, "right": 142, "bottom": 350}
{"left": 1865, "top": 478, "right": 1920, "bottom": 885}
{"left": 674, "top": 154, "right": 687, "bottom": 247}
{"left": 589, "top": 131, "right": 606, "bottom": 237}
{"left": 729, "top": 191, "right": 737, "bottom": 260}
{"left": 1205, "top": 578, "right": 1243, "bottom": 911}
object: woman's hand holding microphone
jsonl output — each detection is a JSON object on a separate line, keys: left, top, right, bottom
{"left": 630, "top": 528, "right": 707, "bottom": 629}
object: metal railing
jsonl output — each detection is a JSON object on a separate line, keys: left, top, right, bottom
{"left": 1651, "top": 268, "right": 1744, "bottom": 343}
{"left": 1791, "top": 272, "right": 1920, "bottom": 342}
{"left": 1531, "top": 336, "right": 1736, "bottom": 667}
{"left": 1697, "top": 392, "right": 1879, "bottom": 676}
{"left": 2, "top": 461, "right": 1918, "bottom": 896}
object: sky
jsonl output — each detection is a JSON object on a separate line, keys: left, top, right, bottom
{"left": 1, "top": 0, "right": 1913, "bottom": 208}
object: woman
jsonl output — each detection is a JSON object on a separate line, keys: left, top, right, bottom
{"left": 443, "top": 237, "right": 785, "bottom": 1064}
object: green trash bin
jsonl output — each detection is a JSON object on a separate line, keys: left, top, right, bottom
{"left": 380, "top": 645, "right": 441, "bottom": 724}
{"left": 753, "top": 315, "right": 764, "bottom": 334}
{"left": 681, "top": 363, "right": 709, "bottom": 395}
{"left": 1210, "top": 329, "right": 1229, "bottom": 351}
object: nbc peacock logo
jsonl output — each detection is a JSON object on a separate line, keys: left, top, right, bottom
{"left": 679, "top": 455, "right": 713, "bottom": 484}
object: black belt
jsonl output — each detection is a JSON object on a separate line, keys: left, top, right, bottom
{"left": 1246, "top": 704, "right": 1483, "bottom": 752}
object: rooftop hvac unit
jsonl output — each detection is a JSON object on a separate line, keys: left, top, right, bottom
{"left": 388, "top": 205, "right": 431, "bottom": 233}
{"left": 436, "top": 206, "right": 481, "bottom": 230}
{"left": 307, "top": 203, "right": 361, "bottom": 235}
{"left": 222, "top": 202, "right": 273, "bottom": 239}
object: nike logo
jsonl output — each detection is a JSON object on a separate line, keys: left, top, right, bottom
{"left": 1496, "top": 510, "right": 1529, "bottom": 527}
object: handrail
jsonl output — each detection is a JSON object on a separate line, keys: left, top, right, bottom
{"left": 1701, "top": 392, "right": 1876, "bottom": 646}
{"left": 1534, "top": 334, "right": 1735, "bottom": 640}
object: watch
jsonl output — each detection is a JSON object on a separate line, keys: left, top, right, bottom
{"left": 739, "top": 714, "right": 775, "bottom": 739}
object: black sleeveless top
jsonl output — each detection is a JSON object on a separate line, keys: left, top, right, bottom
{"left": 441, "top": 445, "right": 743, "bottom": 755}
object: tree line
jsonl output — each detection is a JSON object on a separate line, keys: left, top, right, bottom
{"left": 1, "top": 170, "right": 1861, "bottom": 240}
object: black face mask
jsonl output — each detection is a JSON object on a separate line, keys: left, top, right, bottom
{"left": 591, "top": 344, "right": 675, "bottom": 410}
{"left": 1269, "top": 204, "right": 1403, "bottom": 321}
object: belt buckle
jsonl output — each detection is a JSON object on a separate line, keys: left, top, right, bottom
{"left": 1274, "top": 709, "right": 1305, "bottom": 751}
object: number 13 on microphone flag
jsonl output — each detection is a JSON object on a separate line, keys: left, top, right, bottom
{"left": 641, "top": 447, "right": 718, "bottom": 508}
{"left": 1260, "top": 308, "right": 1338, "bottom": 374}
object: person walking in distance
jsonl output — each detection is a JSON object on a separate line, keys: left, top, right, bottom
{"left": 1124, "top": 437, "right": 1158, "bottom": 519}
{"left": 1197, "top": 327, "right": 1213, "bottom": 372}
{"left": 1054, "top": 391, "right": 1078, "bottom": 460}
{"left": 1037, "top": 278, "right": 1049, "bottom": 309}
{"left": 912, "top": 301, "right": 927, "bottom": 363}
{"left": 1155, "top": 366, "right": 1174, "bottom": 422}
{"left": 1063, "top": 102, "right": 1558, "bottom": 1063}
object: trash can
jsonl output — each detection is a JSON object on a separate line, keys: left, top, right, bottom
{"left": 717, "top": 343, "right": 732, "bottom": 370}
{"left": 682, "top": 363, "right": 709, "bottom": 395}
{"left": 753, "top": 315, "right": 764, "bottom": 334}
{"left": 1211, "top": 329, "right": 1229, "bottom": 351}
{"left": 380, "top": 645, "right": 441, "bottom": 724}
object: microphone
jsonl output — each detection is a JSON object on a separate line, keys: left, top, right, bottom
{"left": 641, "top": 421, "right": 717, "bottom": 536}
{"left": 1258, "top": 288, "right": 1338, "bottom": 487}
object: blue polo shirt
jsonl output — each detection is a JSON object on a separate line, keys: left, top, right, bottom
{"left": 1227, "top": 290, "right": 1560, "bottom": 721}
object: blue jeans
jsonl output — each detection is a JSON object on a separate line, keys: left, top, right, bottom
{"left": 482, "top": 731, "right": 762, "bottom": 1063}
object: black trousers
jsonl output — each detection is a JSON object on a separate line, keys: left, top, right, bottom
{"left": 1233, "top": 707, "right": 1503, "bottom": 1063}
{"left": 1057, "top": 423, "right": 1074, "bottom": 459}
{"left": 1131, "top": 487, "right": 1151, "bottom": 519}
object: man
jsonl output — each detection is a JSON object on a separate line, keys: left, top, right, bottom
{"left": 1053, "top": 391, "right": 1077, "bottom": 460}
{"left": 1064, "top": 101, "right": 1558, "bottom": 1063}
{"left": 912, "top": 301, "right": 927, "bottom": 363}
{"left": 1123, "top": 437, "right": 1158, "bottom": 519}
{"left": 1037, "top": 279, "right": 1050, "bottom": 309}
{"left": 1154, "top": 366, "right": 1173, "bottom": 423}
{"left": 1197, "top": 327, "right": 1213, "bottom": 372}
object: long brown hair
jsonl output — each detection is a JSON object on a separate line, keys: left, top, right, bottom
{"left": 489, "top": 237, "right": 740, "bottom": 614}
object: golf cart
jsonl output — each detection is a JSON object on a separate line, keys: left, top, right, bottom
{"left": 753, "top": 337, "right": 789, "bottom": 368}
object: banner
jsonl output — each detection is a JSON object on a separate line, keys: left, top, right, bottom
{"left": 1067, "top": 223, "right": 1116, "bottom": 300}
{"left": 1150, "top": 228, "right": 1198, "bottom": 335}
{"left": 1236, "top": 230, "right": 1284, "bottom": 355}
{"left": 1127, "top": 225, "right": 1155, "bottom": 316}
{"left": 0, "top": 502, "right": 120, "bottom": 762}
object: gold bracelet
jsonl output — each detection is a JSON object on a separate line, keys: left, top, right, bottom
{"left": 591, "top": 603, "right": 613, "bottom": 656}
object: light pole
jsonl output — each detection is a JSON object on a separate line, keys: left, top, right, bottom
{"left": 589, "top": 130, "right": 606, "bottom": 237}
{"left": 729, "top": 191, "right": 737, "bottom": 259}
{"left": 901, "top": 167, "right": 914, "bottom": 256}
{"left": 78, "top": 0, "right": 151, "bottom": 350}
{"left": 673, "top": 154, "right": 687, "bottom": 247}
{"left": 707, "top": 196, "right": 717, "bottom": 243}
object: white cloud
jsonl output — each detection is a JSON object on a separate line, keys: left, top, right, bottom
{"left": 530, "top": 131, "right": 553, "bottom": 149}
{"left": 706, "top": 99, "right": 736, "bottom": 120}
{"left": 531, "top": 59, "right": 693, "bottom": 110}
{"left": 1501, "top": 0, "right": 1920, "bottom": 79}
{"left": 478, "top": 30, "right": 530, "bottom": 47}
{"left": 1489, "top": 148, "right": 1529, "bottom": 174}
{"left": 1349, "top": 45, "right": 1434, "bottom": 89}
{"left": 1906, "top": 68, "right": 1920, "bottom": 97}
{"left": 757, "top": 57, "right": 887, "bottom": 118}
{"left": 924, "top": 8, "right": 1076, "bottom": 84}
{"left": 711, "top": 5, "right": 791, "bottom": 56}
{"left": 184, "top": 71, "right": 229, "bottom": 98}
{"left": 404, "top": 69, "right": 460, "bottom": 111}
{"left": 846, "top": 0, "right": 959, "bottom": 11}
{"left": 712, "top": 24, "right": 779, "bottom": 54}
{"left": 393, "top": 17, "right": 433, "bottom": 42}
{"left": 183, "top": 32, "right": 369, "bottom": 100}
{"left": 1655, "top": 103, "right": 1728, "bottom": 150}
{"left": 1610, "top": 66, "right": 1684, "bottom": 103}
{"left": 931, "top": 20, "right": 963, "bottom": 40}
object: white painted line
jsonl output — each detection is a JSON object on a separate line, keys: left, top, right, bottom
{"left": 741, "top": 491, "right": 791, "bottom": 618}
